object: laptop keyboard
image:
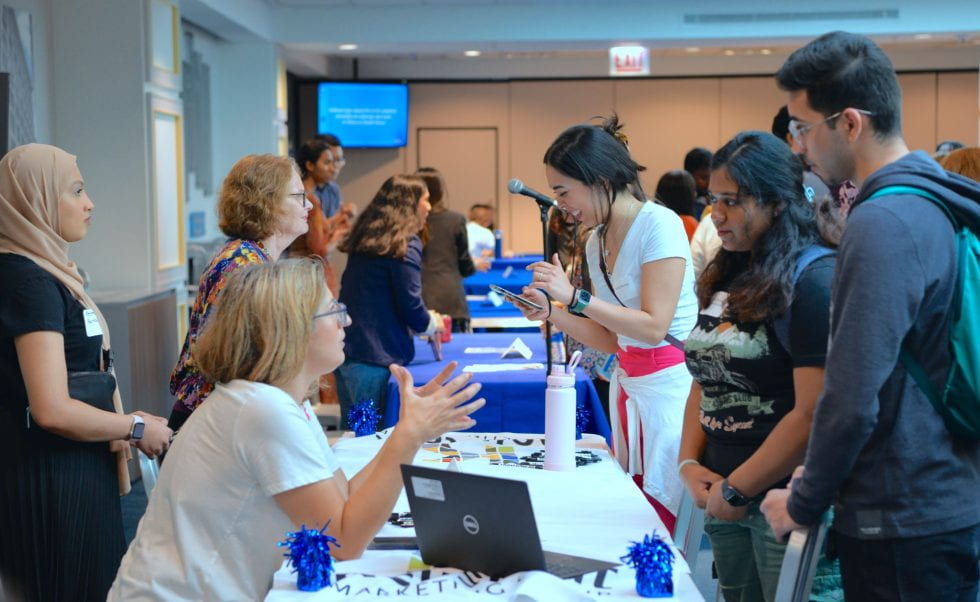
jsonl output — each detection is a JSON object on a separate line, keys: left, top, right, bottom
{"left": 543, "top": 551, "right": 620, "bottom": 579}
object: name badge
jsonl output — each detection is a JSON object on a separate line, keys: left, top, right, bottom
{"left": 83, "top": 309, "right": 103, "bottom": 338}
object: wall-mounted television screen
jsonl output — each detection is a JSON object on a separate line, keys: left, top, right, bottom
{"left": 317, "top": 82, "right": 408, "bottom": 148}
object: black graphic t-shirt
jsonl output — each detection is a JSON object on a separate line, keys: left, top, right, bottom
{"left": 684, "top": 254, "right": 834, "bottom": 479}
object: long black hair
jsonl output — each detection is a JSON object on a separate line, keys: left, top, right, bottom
{"left": 697, "top": 131, "right": 820, "bottom": 322}
{"left": 543, "top": 114, "right": 647, "bottom": 233}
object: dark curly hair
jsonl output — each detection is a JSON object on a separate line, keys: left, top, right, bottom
{"left": 340, "top": 174, "right": 427, "bottom": 258}
{"left": 696, "top": 131, "right": 820, "bottom": 322}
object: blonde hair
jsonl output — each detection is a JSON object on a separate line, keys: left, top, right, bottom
{"left": 218, "top": 154, "right": 298, "bottom": 241}
{"left": 195, "top": 258, "right": 326, "bottom": 388}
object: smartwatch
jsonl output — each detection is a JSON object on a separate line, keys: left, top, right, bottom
{"left": 568, "top": 288, "right": 592, "bottom": 316}
{"left": 129, "top": 415, "right": 145, "bottom": 441}
{"left": 721, "top": 478, "right": 750, "bottom": 507}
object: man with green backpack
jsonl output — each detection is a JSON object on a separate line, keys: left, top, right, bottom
{"left": 761, "top": 31, "right": 980, "bottom": 602}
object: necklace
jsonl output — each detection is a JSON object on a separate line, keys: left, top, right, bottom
{"left": 602, "top": 200, "right": 641, "bottom": 257}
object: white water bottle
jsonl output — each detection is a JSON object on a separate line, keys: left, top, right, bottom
{"left": 544, "top": 364, "right": 576, "bottom": 471}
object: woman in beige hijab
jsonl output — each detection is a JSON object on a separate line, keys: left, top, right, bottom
{"left": 0, "top": 144, "right": 172, "bottom": 601}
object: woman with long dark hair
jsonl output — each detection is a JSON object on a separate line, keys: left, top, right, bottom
{"left": 336, "top": 174, "right": 442, "bottom": 428}
{"left": 678, "top": 131, "right": 840, "bottom": 601}
{"left": 511, "top": 116, "right": 698, "bottom": 532}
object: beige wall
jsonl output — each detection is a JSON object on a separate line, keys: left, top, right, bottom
{"left": 312, "top": 70, "right": 978, "bottom": 254}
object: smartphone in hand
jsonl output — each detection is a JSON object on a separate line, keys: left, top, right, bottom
{"left": 489, "top": 284, "right": 544, "bottom": 311}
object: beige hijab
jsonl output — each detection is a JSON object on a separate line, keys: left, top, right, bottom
{"left": 0, "top": 143, "right": 132, "bottom": 494}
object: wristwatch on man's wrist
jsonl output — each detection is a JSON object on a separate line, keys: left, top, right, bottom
{"left": 721, "top": 478, "right": 750, "bottom": 507}
{"left": 129, "top": 415, "right": 145, "bottom": 441}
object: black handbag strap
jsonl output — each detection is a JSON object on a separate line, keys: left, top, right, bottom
{"left": 598, "top": 226, "right": 685, "bottom": 351}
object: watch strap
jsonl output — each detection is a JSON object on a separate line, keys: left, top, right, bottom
{"left": 721, "top": 478, "right": 750, "bottom": 507}
{"left": 130, "top": 415, "right": 145, "bottom": 441}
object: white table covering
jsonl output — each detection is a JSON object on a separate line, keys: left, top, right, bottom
{"left": 266, "top": 430, "right": 704, "bottom": 601}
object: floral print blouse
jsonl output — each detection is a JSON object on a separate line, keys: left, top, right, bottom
{"left": 170, "top": 239, "right": 270, "bottom": 415}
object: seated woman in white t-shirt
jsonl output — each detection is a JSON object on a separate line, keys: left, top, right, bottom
{"left": 511, "top": 116, "right": 697, "bottom": 534}
{"left": 109, "top": 259, "right": 484, "bottom": 601}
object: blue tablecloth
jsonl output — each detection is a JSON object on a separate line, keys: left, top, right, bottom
{"left": 462, "top": 268, "right": 533, "bottom": 295}
{"left": 467, "top": 298, "right": 524, "bottom": 318}
{"left": 488, "top": 255, "right": 543, "bottom": 271}
{"left": 383, "top": 333, "right": 611, "bottom": 444}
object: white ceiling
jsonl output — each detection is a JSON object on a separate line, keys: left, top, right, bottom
{"left": 182, "top": 0, "right": 980, "bottom": 76}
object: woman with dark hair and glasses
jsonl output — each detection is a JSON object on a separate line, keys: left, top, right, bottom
{"left": 510, "top": 115, "right": 698, "bottom": 532}
{"left": 678, "top": 131, "right": 840, "bottom": 601}
{"left": 169, "top": 155, "right": 311, "bottom": 431}
{"left": 336, "top": 174, "right": 445, "bottom": 428}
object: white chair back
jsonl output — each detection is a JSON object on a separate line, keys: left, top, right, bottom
{"left": 138, "top": 450, "right": 160, "bottom": 497}
{"left": 673, "top": 489, "right": 706, "bottom": 572}
{"left": 774, "top": 511, "right": 831, "bottom": 602}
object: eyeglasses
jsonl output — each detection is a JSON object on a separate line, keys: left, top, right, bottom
{"left": 328, "top": 157, "right": 346, "bottom": 166}
{"left": 788, "top": 109, "right": 874, "bottom": 141}
{"left": 314, "top": 302, "right": 350, "bottom": 325}
{"left": 288, "top": 192, "right": 308, "bottom": 203}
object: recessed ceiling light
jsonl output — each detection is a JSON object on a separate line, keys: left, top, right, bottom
{"left": 338, "top": 44, "right": 358, "bottom": 51}
{"left": 464, "top": 50, "right": 481, "bottom": 57}
{"left": 723, "top": 49, "right": 735, "bottom": 56}
{"left": 913, "top": 33, "right": 932, "bottom": 40}
{"left": 685, "top": 47, "right": 701, "bottom": 53}
{"left": 760, "top": 48, "right": 772, "bottom": 55}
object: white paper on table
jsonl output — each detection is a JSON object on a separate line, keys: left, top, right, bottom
{"left": 487, "top": 290, "right": 504, "bottom": 306}
{"left": 463, "top": 346, "right": 510, "bottom": 354}
{"left": 462, "top": 363, "right": 544, "bottom": 373}
{"left": 501, "top": 337, "right": 534, "bottom": 359}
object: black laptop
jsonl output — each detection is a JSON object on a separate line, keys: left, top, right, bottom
{"left": 400, "top": 464, "right": 620, "bottom": 579}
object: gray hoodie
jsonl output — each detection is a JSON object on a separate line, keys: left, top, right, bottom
{"left": 788, "top": 151, "right": 980, "bottom": 539}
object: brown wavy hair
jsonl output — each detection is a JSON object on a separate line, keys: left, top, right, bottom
{"left": 340, "top": 174, "right": 427, "bottom": 258}
{"left": 218, "top": 154, "right": 298, "bottom": 241}
{"left": 940, "top": 147, "right": 980, "bottom": 182}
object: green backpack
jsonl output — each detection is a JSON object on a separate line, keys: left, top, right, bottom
{"left": 867, "top": 185, "right": 980, "bottom": 439}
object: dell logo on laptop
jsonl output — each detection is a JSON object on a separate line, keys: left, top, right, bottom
{"left": 462, "top": 514, "right": 480, "bottom": 535}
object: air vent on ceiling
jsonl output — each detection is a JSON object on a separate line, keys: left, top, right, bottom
{"left": 685, "top": 9, "right": 899, "bottom": 24}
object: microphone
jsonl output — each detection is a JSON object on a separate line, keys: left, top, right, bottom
{"left": 508, "top": 178, "right": 559, "bottom": 210}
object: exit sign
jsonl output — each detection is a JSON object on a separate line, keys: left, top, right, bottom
{"left": 609, "top": 46, "right": 649, "bottom": 77}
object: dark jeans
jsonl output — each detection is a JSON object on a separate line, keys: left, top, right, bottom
{"left": 835, "top": 523, "right": 979, "bottom": 602}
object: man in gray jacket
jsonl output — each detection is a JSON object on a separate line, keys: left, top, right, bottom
{"left": 761, "top": 31, "right": 980, "bottom": 601}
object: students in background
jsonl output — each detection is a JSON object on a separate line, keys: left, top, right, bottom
{"left": 466, "top": 203, "right": 496, "bottom": 260}
{"left": 684, "top": 147, "right": 713, "bottom": 220}
{"left": 337, "top": 175, "right": 444, "bottom": 428}
{"left": 511, "top": 116, "right": 698, "bottom": 532}
{"left": 288, "top": 138, "right": 355, "bottom": 294}
{"left": 655, "top": 170, "right": 699, "bottom": 242}
{"left": 110, "top": 259, "right": 483, "bottom": 601}
{"left": 311, "top": 133, "right": 351, "bottom": 219}
{"left": 418, "top": 167, "right": 484, "bottom": 333}
{"left": 169, "top": 155, "right": 310, "bottom": 431}
{"left": 678, "top": 132, "right": 840, "bottom": 601}
{"left": 0, "top": 144, "right": 172, "bottom": 601}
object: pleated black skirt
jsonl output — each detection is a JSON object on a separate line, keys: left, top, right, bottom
{"left": 0, "top": 418, "right": 126, "bottom": 602}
